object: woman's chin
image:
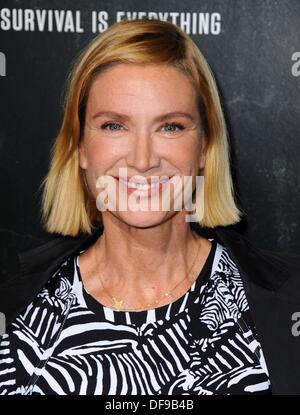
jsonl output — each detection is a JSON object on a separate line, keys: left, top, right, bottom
{"left": 113, "top": 209, "right": 173, "bottom": 228}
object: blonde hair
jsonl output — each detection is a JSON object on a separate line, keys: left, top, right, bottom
{"left": 40, "top": 18, "right": 242, "bottom": 236}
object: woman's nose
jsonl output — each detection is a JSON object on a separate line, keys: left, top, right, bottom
{"left": 125, "top": 131, "right": 160, "bottom": 172}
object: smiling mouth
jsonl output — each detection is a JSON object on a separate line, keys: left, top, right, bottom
{"left": 113, "top": 176, "right": 173, "bottom": 191}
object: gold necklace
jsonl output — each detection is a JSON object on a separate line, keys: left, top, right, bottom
{"left": 91, "top": 232, "right": 202, "bottom": 312}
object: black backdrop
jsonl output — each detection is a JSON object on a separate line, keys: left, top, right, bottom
{"left": 0, "top": 0, "right": 299, "bottom": 253}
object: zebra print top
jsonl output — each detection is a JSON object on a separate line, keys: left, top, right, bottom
{"left": 0, "top": 239, "right": 272, "bottom": 395}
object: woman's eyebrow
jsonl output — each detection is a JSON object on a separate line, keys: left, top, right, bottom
{"left": 91, "top": 111, "right": 196, "bottom": 122}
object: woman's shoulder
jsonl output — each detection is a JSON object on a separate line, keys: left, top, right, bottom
{"left": 0, "top": 228, "right": 85, "bottom": 281}
{"left": 0, "top": 228, "right": 46, "bottom": 251}
{"left": 259, "top": 246, "right": 300, "bottom": 269}
{"left": 257, "top": 246, "right": 300, "bottom": 297}
{"left": 214, "top": 226, "right": 300, "bottom": 266}
{"left": 0, "top": 229, "right": 47, "bottom": 282}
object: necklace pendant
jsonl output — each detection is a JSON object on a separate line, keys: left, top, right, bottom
{"left": 112, "top": 297, "right": 123, "bottom": 311}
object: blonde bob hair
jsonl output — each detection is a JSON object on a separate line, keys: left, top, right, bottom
{"left": 41, "top": 18, "right": 242, "bottom": 236}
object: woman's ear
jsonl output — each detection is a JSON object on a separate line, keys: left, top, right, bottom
{"left": 78, "top": 143, "right": 88, "bottom": 170}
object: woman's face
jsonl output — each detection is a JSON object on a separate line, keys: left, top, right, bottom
{"left": 79, "top": 63, "right": 206, "bottom": 228}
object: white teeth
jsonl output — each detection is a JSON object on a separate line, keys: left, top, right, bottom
{"left": 128, "top": 182, "right": 152, "bottom": 190}
{"left": 118, "top": 177, "right": 171, "bottom": 190}
{"left": 118, "top": 177, "right": 129, "bottom": 186}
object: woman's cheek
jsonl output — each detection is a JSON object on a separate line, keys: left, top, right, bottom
{"left": 84, "top": 168, "right": 98, "bottom": 200}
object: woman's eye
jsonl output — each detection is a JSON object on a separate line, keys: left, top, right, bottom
{"left": 99, "top": 121, "right": 185, "bottom": 134}
{"left": 101, "top": 122, "right": 123, "bottom": 131}
{"left": 162, "top": 123, "right": 185, "bottom": 133}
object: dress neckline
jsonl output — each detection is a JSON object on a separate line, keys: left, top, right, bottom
{"left": 74, "top": 239, "right": 219, "bottom": 326}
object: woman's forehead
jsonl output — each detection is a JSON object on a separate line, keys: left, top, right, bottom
{"left": 93, "top": 63, "right": 195, "bottom": 89}
{"left": 87, "top": 64, "right": 198, "bottom": 110}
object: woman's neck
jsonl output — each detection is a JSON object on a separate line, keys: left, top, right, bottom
{"left": 83, "top": 216, "right": 209, "bottom": 298}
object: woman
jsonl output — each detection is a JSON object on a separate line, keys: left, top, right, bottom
{"left": 0, "top": 19, "right": 299, "bottom": 395}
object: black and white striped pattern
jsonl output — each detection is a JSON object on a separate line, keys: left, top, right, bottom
{"left": 0, "top": 240, "right": 272, "bottom": 395}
